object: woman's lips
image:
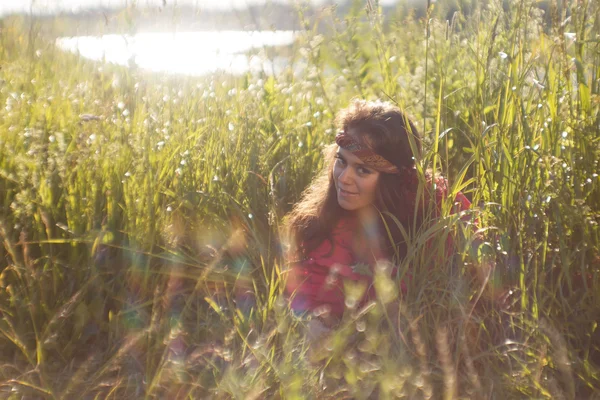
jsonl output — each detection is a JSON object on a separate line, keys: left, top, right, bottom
{"left": 339, "top": 188, "right": 358, "bottom": 196}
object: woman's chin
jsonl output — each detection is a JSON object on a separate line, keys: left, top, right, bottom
{"left": 337, "top": 197, "right": 359, "bottom": 211}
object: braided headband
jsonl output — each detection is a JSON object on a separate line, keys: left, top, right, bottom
{"left": 335, "top": 131, "right": 400, "bottom": 174}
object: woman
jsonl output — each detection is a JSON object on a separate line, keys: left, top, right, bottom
{"left": 285, "top": 99, "right": 472, "bottom": 324}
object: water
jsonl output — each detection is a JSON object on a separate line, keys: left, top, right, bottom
{"left": 55, "top": 31, "right": 298, "bottom": 76}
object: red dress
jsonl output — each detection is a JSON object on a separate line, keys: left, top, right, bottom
{"left": 286, "top": 191, "right": 472, "bottom": 317}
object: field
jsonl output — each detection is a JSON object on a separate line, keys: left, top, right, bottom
{"left": 0, "top": 0, "right": 599, "bottom": 398}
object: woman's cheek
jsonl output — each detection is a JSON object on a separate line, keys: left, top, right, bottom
{"left": 332, "top": 164, "right": 341, "bottom": 184}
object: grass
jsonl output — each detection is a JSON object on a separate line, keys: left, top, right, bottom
{"left": 0, "top": 0, "right": 599, "bottom": 398}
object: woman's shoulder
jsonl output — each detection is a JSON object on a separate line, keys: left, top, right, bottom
{"left": 430, "top": 175, "right": 471, "bottom": 212}
{"left": 453, "top": 191, "right": 471, "bottom": 211}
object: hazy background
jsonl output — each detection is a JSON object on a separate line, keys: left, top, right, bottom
{"left": 1, "top": 0, "right": 401, "bottom": 16}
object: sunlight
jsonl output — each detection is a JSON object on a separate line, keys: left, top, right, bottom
{"left": 56, "top": 30, "right": 298, "bottom": 75}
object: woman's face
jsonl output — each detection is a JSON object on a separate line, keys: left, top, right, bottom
{"left": 333, "top": 146, "right": 380, "bottom": 211}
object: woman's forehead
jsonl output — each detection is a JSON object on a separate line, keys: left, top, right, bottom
{"left": 337, "top": 147, "right": 364, "bottom": 165}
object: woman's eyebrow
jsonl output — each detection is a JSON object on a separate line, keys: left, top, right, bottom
{"left": 337, "top": 151, "right": 365, "bottom": 165}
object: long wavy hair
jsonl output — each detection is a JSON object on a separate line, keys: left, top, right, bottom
{"left": 286, "top": 99, "right": 440, "bottom": 261}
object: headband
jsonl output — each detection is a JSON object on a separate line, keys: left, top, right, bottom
{"left": 335, "top": 131, "right": 400, "bottom": 174}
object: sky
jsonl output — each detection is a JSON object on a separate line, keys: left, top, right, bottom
{"left": 0, "top": 0, "right": 400, "bottom": 15}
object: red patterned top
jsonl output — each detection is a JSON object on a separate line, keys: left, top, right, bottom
{"left": 286, "top": 191, "right": 472, "bottom": 317}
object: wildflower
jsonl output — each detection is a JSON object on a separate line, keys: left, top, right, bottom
{"left": 79, "top": 114, "right": 101, "bottom": 122}
{"left": 309, "top": 35, "right": 324, "bottom": 49}
{"left": 499, "top": 51, "right": 508, "bottom": 59}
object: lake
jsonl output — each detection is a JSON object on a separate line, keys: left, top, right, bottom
{"left": 55, "top": 31, "right": 298, "bottom": 76}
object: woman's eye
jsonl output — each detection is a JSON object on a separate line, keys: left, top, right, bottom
{"left": 357, "top": 166, "right": 371, "bottom": 175}
{"left": 335, "top": 155, "right": 346, "bottom": 165}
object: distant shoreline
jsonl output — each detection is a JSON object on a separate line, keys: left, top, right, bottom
{"left": 4, "top": 4, "right": 312, "bottom": 38}
{"left": 3, "top": 1, "right": 555, "bottom": 38}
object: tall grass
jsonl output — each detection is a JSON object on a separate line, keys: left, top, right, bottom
{"left": 0, "top": 0, "right": 598, "bottom": 397}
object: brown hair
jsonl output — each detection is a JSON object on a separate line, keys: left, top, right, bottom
{"left": 285, "top": 99, "right": 428, "bottom": 260}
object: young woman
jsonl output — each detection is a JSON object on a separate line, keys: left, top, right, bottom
{"left": 284, "top": 99, "right": 472, "bottom": 323}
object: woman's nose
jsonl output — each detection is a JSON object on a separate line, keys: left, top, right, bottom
{"left": 338, "top": 166, "right": 353, "bottom": 185}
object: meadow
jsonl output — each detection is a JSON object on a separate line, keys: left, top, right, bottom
{"left": 0, "top": 0, "right": 599, "bottom": 398}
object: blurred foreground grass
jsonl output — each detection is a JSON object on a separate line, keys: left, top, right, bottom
{"left": 0, "top": 0, "right": 599, "bottom": 398}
